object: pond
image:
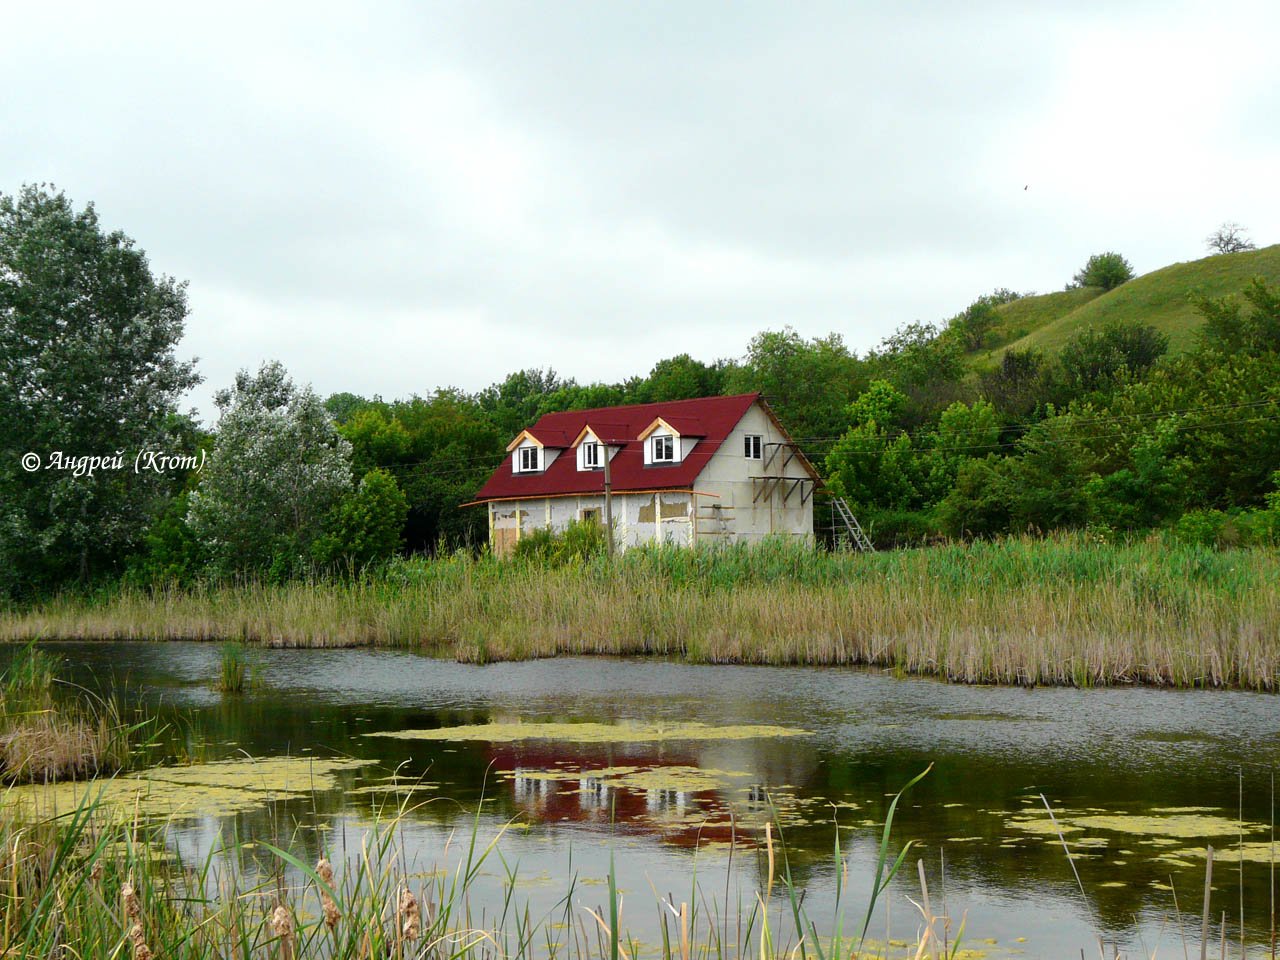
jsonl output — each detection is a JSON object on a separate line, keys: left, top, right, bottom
{"left": 6, "top": 641, "right": 1278, "bottom": 958}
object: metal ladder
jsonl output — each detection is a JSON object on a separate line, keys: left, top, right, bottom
{"left": 831, "top": 497, "right": 875, "bottom": 552}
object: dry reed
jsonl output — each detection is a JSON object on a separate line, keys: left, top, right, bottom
{"left": 3, "top": 534, "right": 1277, "bottom": 689}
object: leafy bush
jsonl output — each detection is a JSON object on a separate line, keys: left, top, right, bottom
{"left": 1072, "top": 252, "right": 1134, "bottom": 291}
{"left": 313, "top": 468, "right": 409, "bottom": 571}
{"left": 512, "top": 520, "right": 608, "bottom": 565}
{"left": 1170, "top": 509, "right": 1234, "bottom": 548}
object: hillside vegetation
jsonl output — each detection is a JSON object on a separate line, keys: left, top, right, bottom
{"left": 975, "top": 244, "right": 1280, "bottom": 362}
{"left": 5, "top": 184, "right": 1280, "bottom": 600}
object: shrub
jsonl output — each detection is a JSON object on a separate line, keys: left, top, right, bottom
{"left": 313, "top": 468, "right": 409, "bottom": 571}
{"left": 1072, "top": 252, "right": 1134, "bottom": 291}
{"left": 512, "top": 520, "right": 608, "bottom": 565}
{"left": 1170, "top": 509, "right": 1234, "bottom": 548}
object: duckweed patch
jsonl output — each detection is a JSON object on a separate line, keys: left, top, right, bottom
{"left": 2, "top": 755, "right": 374, "bottom": 821}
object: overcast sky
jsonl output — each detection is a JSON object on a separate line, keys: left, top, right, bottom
{"left": 3, "top": 1, "right": 1277, "bottom": 425}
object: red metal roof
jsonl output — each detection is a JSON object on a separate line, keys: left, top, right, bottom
{"left": 651, "top": 415, "right": 707, "bottom": 437}
{"left": 525, "top": 427, "right": 572, "bottom": 448}
{"left": 472, "top": 393, "right": 761, "bottom": 502}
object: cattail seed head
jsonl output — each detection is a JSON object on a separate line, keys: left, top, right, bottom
{"left": 272, "top": 904, "right": 296, "bottom": 960}
{"left": 315, "top": 858, "right": 341, "bottom": 930}
{"left": 129, "top": 922, "right": 152, "bottom": 960}
{"left": 121, "top": 878, "right": 141, "bottom": 920}
{"left": 399, "top": 886, "right": 421, "bottom": 941}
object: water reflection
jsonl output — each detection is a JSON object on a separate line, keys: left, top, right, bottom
{"left": 5, "top": 641, "right": 1279, "bottom": 956}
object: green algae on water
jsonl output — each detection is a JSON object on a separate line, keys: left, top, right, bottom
{"left": 366, "top": 720, "right": 811, "bottom": 743}
{"left": 2, "top": 756, "right": 374, "bottom": 821}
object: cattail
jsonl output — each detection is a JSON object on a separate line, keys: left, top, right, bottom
{"left": 316, "top": 858, "right": 341, "bottom": 930}
{"left": 398, "top": 885, "right": 421, "bottom": 941}
{"left": 271, "top": 904, "right": 296, "bottom": 960}
{"left": 121, "top": 877, "right": 141, "bottom": 921}
{"left": 89, "top": 859, "right": 103, "bottom": 883}
{"left": 129, "top": 922, "right": 152, "bottom": 960}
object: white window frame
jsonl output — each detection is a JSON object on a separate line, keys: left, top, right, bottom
{"left": 582, "top": 441, "right": 601, "bottom": 469}
{"left": 744, "top": 434, "right": 763, "bottom": 460}
{"left": 652, "top": 435, "right": 675, "bottom": 463}
{"left": 516, "top": 446, "right": 539, "bottom": 472}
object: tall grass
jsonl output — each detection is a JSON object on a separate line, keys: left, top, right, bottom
{"left": 3, "top": 534, "right": 1279, "bottom": 689}
{"left": 217, "top": 641, "right": 248, "bottom": 693}
{"left": 0, "top": 645, "right": 142, "bottom": 783}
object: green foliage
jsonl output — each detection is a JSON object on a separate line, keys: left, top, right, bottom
{"left": 1195, "top": 277, "right": 1280, "bottom": 356}
{"left": 1072, "top": 251, "right": 1134, "bottom": 291}
{"left": 511, "top": 519, "right": 608, "bottom": 565}
{"left": 825, "top": 382, "right": 924, "bottom": 514}
{"left": 313, "top": 468, "right": 410, "bottom": 570}
{"left": 938, "top": 456, "right": 1015, "bottom": 538}
{"left": 1004, "top": 415, "right": 1096, "bottom": 532}
{"left": 1053, "top": 319, "right": 1169, "bottom": 398}
{"left": 630, "top": 353, "right": 728, "bottom": 403}
{"left": 1080, "top": 422, "right": 1190, "bottom": 530}
{"left": 323, "top": 391, "right": 373, "bottom": 424}
{"left": 867, "top": 321, "right": 967, "bottom": 425}
{"left": 188, "top": 361, "right": 353, "bottom": 577}
{"left": 725, "top": 327, "right": 866, "bottom": 449}
{"left": 341, "top": 407, "right": 411, "bottom": 478}
{"left": 948, "top": 290, "right": 1024, "bottom": 351}
{"left": 123, "top": 482, "right": 209, "bottom": 586}
{"left": 0, "top": 185, "right": 201, "bottom": 598}
{"left": 978, "top": 348, "right": 1052, "bottom": 422}
{"left": 1169, "top": 509, "right": 1234, "bottom": 548}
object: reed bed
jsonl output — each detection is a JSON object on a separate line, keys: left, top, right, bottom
{"left": 3, "top": 534, "right": 1278, "bottom": 690}
{"left": 0, "top": 646, "right": 140, "bottom": 783}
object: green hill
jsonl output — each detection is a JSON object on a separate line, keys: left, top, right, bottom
{"left": 972, "top": 244, "right": 1280, "bottom": 365}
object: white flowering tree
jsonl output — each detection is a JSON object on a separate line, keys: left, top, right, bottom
{"left": 189, "top": 362, "right": 352, "bottom": 577}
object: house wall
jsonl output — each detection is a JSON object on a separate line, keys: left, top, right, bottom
{"left": 487, "top": 490, "right": 695, "bottom": 557}
{"left": 692, "top": 402, "right": 815, "bottom": 544}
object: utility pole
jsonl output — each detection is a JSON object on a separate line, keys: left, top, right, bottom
{"left": 603, "top": 443, "right": 615, "bottom": 559}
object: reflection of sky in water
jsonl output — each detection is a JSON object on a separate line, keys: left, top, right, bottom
{"left": 10, "top": 641, "right": 1280, "bottom": 957}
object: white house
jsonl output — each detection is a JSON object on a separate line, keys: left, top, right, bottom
{"left": 467, "top": 393, "right": 821, "bottom": 555}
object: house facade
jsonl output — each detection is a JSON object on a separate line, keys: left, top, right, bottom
{"left": 468, "top": 393, "right": 821, "bottom": 556}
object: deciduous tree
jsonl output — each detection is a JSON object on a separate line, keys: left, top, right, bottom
{"left": 0, "top": 185, "right": 201, "bottom": 596}
{"left": 188, "top": 362, "right": 352, "bottom": 576}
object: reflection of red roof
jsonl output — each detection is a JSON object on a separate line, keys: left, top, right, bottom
{"left": 486, "top": 742, "right": 756, "bottom": 849}
{"left": 472, "top": 394, "right": 760, "bottom": 503}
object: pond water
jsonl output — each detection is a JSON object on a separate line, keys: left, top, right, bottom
{"left": 6, "top": 641, "right": 1279, "bottom": 958}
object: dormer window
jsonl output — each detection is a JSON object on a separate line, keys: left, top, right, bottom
{"left": 517, "top": 446, "right": 539, "bottom": 472}
{"left": 582, "top": 441, "right": 601, "bottom": 469}
{"left": 652, "top": 435, "right": 675, "bottom": 463}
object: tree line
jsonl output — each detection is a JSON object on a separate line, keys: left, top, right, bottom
{"left": 3, "top": 186, "right": 1277, "bottom": 599}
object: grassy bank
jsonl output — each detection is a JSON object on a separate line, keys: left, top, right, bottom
{"left": 0, "top": 645, "right": 141, "bottom": 783}
{"left": 3, "top": 535, "right": 1279, "bottom": 689}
